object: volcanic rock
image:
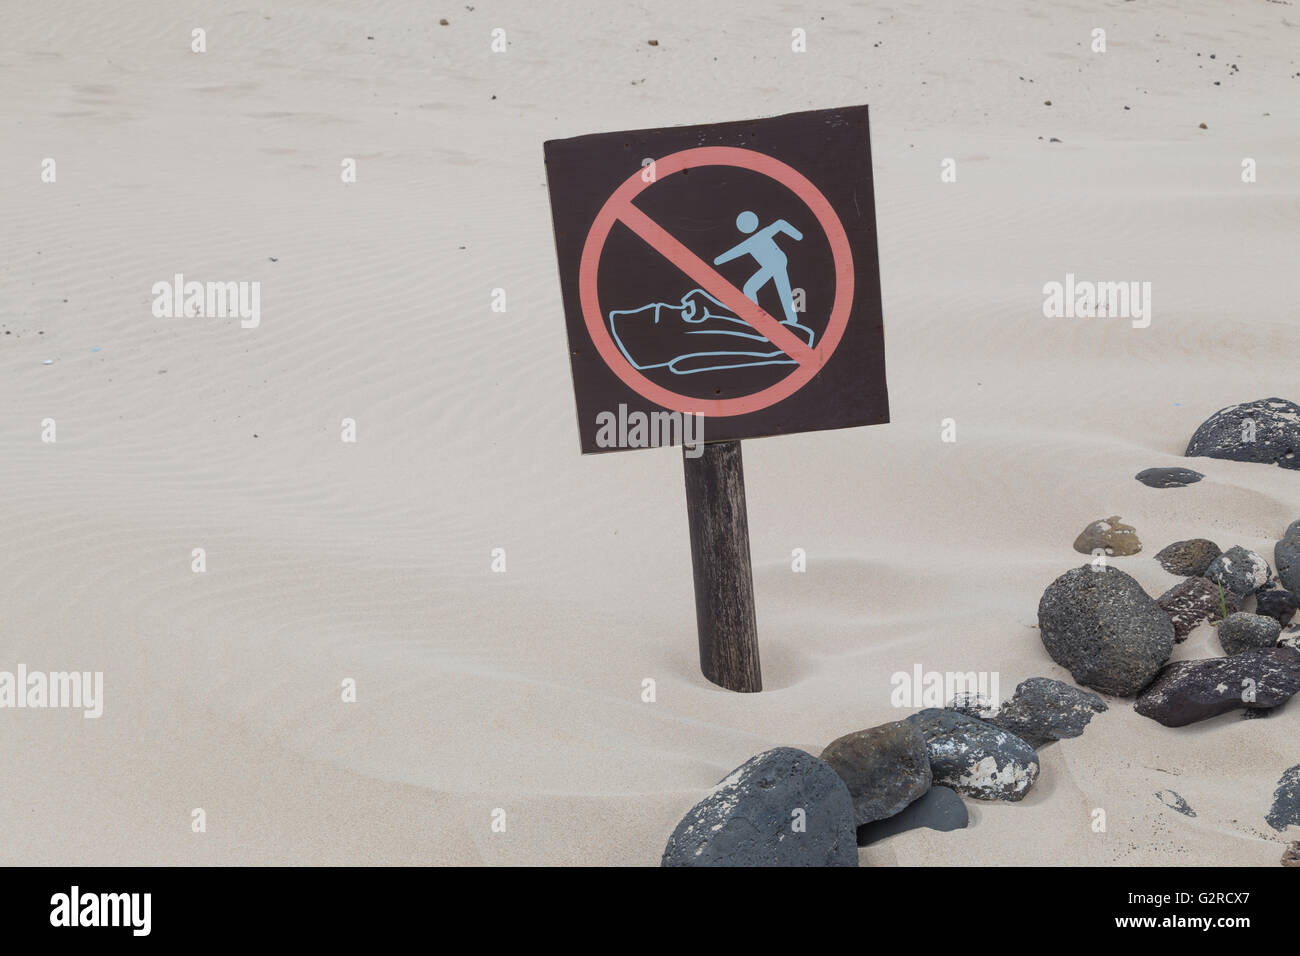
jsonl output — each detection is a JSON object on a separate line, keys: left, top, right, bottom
{"left": 1267, "top": 764, "right": 1300, "bottom": 832}
{"left": 1136, "top": 467, "right": 1203, "bottom": 488}
{"left": 1276, "top": 519, "right": 1300, "bottom": 594}
{"left": 1154, "top": 538, "right": 1221, "bottom": 577}
{"left": 1133, "top": 647, "right": 1300, "bottom": 727}
{"left": 661, "top": 747, "right": 858, "bottom": 867}
{"left": 1217, "top": 612, "right": 1281, "bottom": 655}
{"left": 1038, "top": 566, "right": 1174, "bottom": 696}
{"left": 1254, "top": 588, "right": 1299, "bottom": 627}
{"left": 903, "top": 709, "right": 1039, "bottom": 801}
{"left": 1158, "top": 576, "right": 1236, "bottom": 642}
{"left": 952, "top": 677, "right": 1105, "bottom": 746}
{"left": 1185, "top": 397, "right": 1300, "bottom": 469}
{"left": 1073, "top": 515, "right": 1142, "bottom": 556}
{"left": 820, "top": 722, "right": 932, "bottom": 825}
{"left": 1204, "top": 545, "right": 1272, "bottom": 597}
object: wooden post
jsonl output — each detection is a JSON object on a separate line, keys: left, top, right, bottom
{"left": 683, "top": 440, "right": 762, "bottom": 692}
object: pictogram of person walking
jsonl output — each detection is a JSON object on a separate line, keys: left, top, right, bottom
{"left": 712, "top": 210, "right": 803, "bottom": 326}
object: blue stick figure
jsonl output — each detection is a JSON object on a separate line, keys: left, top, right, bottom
{"left": 712, "top": 210, "right": 803, "bottom": 325}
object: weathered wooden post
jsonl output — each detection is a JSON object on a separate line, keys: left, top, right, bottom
{"left": 683, "top": 440, "right": 761, "bottom": 692}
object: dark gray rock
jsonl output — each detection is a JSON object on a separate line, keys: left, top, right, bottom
{"left": 903, "top": 709, "right": 1039, "bottom": 801}
{"left": 661, "top": 747, "right": 858, "bottom": 867}
{"left": 1277, "top": 519, "right": 1300, "bottom": 594}
{"left": 1282, "top": 843, "right": 1300, "bottom": 866}
{"left": 856, "top": 785, "right": 967, "bottom": 846}
{"left": 1133, "top": 647, "right": 1300, "bottom": 727}
{"left": 1218, "top": 612, "right": 1282, "bottom": 655}
{"left": 1158, "top": 576, "right": 1237, "bottom": 643}
{"left": 1155, "top": 789, "right": 1196, "bottom": 817}
{"left": 1266, "top": 764, "right": 1300, "bottom": 832}
{"left": 820, "top": 722, "right": 932, "bottom": 826}
{"left": 1282, "top": 624, "right": 1300, "bottom": 653}
{"left": 1204, "top": 546, "right": 1272, "bottom": 597}
{"left": 1136, "top": 467, "right": 1204, "bottom": 488}
{"left": 1038, "top": 566, "right": 1175, "bottom": 696}
{"left": 1155, "top": 538, "right": 1222, "bottom": 577}
{"left": 952, "top": 677, "right": 1106, "bottom": 746}
{"left": 1185, "top": 397, "right": 1300, "bottom": 470}
{"left": 1254, "top": 588, "right": 1299, "bottom": 627}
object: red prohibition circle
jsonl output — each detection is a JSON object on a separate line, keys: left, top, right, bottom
{"left": 579, "top": 146, "right": 854, "bottom": 418}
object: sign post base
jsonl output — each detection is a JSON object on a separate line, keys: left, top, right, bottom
{"left": 683, "top": 440, "right": 762, "bottom": 693}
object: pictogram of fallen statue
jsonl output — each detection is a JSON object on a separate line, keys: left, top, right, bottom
{"left": 609, "top": 287, "right": 817, "bottom": 375}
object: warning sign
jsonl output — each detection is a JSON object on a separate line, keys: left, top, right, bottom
{"left": 544, "top": 105, "right": 888, "bottom": 454}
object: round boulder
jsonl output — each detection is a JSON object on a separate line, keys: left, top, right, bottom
{"left": 1204, "top": 545, "right": 1272, "bottom": 597}
{"left": 662, "top": 747, "right": 859, "bottom": 867}
{"left": 903, "top": 709, "right": 1038, "bottom": 801}
{"left": 1154, "top": 538, "right": 1222, "bottom": 577}
{"left": 1277, "top": 519, "right": 1300, "bottom": 595}
{"left": 1255, "top": 588, "right": 1299, "bottom": 627}
{"left": 1038, "top": 566, "right": 1174, "bottom": 696}
{"left": 1185, "top": 397, "right": 1300, "bottom": 469}
{"left": 1269, "top": 764, "right": 1300, "bottom": 832}
{"left": 1158, "top": 576, "right": 1237, "bottom": 643}
{"left": 1217, "top": 611, "right": 1282, "bottom": 655}
{"left": 820, "top": 721, "right": 932, "bottom": 826}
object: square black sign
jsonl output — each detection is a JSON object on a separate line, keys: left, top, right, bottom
{"left": 544, "top": 105, "right": 889, "bottom": 454}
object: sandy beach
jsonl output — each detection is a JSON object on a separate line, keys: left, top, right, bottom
{"left": 2, "top": 0, "right": 1298, "bottom": 865}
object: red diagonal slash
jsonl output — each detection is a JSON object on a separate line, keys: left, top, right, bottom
{"left": 613, "top": 200, "right": 818, "bottom": 366}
